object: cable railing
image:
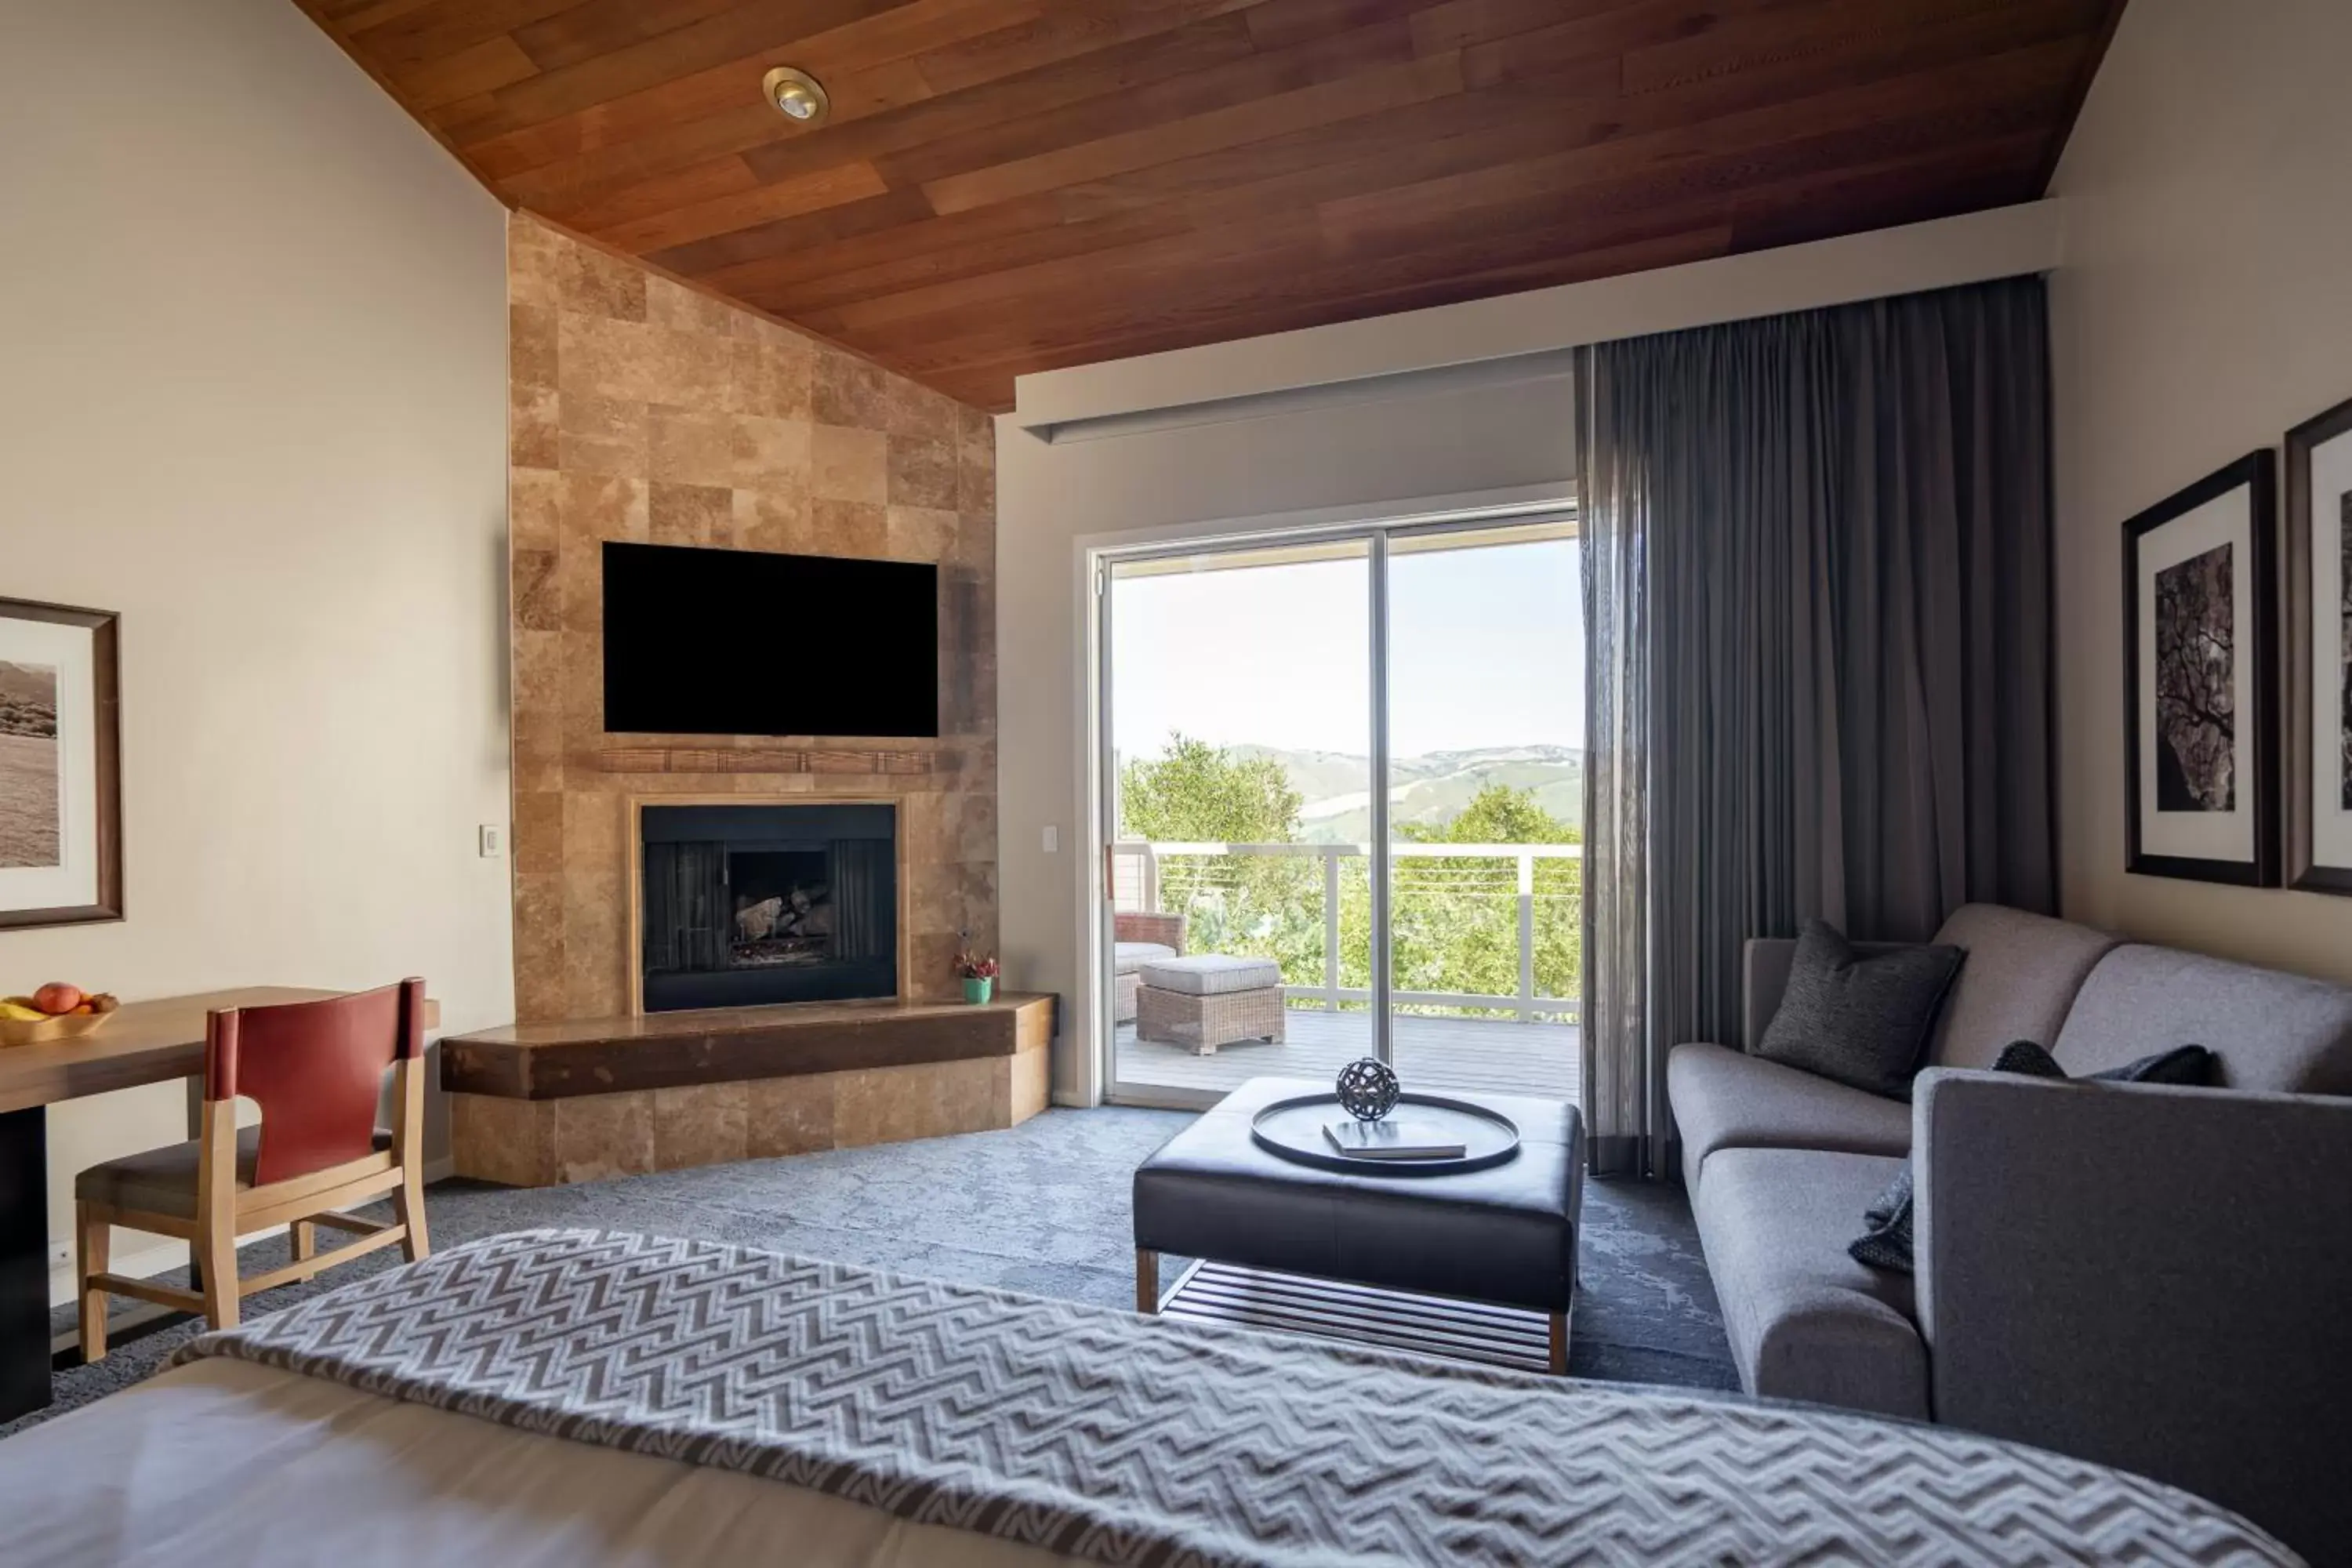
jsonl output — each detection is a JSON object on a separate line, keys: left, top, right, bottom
{"left": 1111, "top": 840, "right": 1581, "bottom": 1022}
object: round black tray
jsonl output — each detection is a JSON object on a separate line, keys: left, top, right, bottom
{"left": 1250, "top": 1091, "right": 1521, "bottom": 1176}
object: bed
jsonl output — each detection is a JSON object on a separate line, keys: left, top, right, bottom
{"left": 0, "top": 1230, "right": 2296, "bottom": 1566}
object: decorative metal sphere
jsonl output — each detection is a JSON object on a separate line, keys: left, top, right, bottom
{"left": 1335, "top": 1057, "right": 1400, "bottom": 1123}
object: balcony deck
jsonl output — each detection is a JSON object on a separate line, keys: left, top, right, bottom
{"left": 1113, "top": 1007, "right": 1579, "bottom": 1103}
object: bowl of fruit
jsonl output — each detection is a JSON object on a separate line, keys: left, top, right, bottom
{"left": 0, "top": 984, "right": 121, "bottom": 1046}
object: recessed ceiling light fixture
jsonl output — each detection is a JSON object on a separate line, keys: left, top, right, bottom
{"left": 762, "top": 66, "right": 829, "bottom": 127}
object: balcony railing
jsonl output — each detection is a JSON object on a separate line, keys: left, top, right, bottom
{"left": 1111, "top": 840, "right": 1581, "bottom": 1022}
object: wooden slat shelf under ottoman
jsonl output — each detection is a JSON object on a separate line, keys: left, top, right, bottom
{"left": 442, "top": 994, "right": 1053, "bottom": 1187}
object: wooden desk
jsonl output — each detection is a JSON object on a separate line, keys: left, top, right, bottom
{"left": 0, "top": 988, "right": 441, "bottom": 1422}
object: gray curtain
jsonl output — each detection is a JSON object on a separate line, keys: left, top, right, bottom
{"left": 1576, "top": 277, "right": 2055, "bottom": 1178}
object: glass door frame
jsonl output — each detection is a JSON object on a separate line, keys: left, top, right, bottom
{"left": 1091, "top": 500, "right": 1577, "bottom": 1111}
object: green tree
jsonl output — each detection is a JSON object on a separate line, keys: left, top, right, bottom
{"left": 1121, "top": 735, "right": 1318, "bottom": 982}
{"left": 1375, "top": 786, "right": 1581, "bottom": 1014}
{"left": 1399, "top": 784, "right": 1579, "bottom": 846}
{"left": 1123, "top": 742, "right": 1585, "bottom": 1018}
{"left": 1119, "top": 734, "right": 1301, "bottom": 843}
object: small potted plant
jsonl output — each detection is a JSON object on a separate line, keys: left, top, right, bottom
{"left": 954, "top": 948, "right": 1000, "bottom": 1005}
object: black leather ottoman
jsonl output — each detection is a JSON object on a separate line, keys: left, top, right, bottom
{"left": 1132, "top": 1076, "right": 1584, "bottom": 1372}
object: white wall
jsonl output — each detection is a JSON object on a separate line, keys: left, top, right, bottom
{"left": 2049, "top": 0, "right": 2352, "bottom": 980}
{"left": 0, "top": 0, "right": 513, "bottom": 1286}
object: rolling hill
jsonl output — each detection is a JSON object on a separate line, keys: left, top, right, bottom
{"left": 1233, "top": 744, "right": 1583, "bottom": 843}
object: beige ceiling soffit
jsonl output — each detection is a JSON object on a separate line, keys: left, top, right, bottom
{"left": 1011, "top": 199, "right": 2067, "bottom": 434}
{"left": 1032, "top": 348, "right": 1577, "bottom": 445}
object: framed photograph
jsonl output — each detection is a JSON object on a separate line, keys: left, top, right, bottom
{"left": 2122, "top": 452, "right": 2279, "bottom": 886}
{"left": 2285, "top": 395, "right": 2352, "bottom": 895}
{"left": 0, "top": 597, "right": 121, "bottom": 929}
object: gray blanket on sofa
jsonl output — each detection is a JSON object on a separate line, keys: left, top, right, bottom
{"left": 172, "top": 1229, "right": 2293, "bottom": 1566}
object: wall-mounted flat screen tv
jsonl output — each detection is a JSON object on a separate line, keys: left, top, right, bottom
{"left": 602, "top": 542, "right": 938, "bottom": 739}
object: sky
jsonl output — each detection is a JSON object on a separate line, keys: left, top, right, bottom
{"left": 1109, "top": 535, "right": 1583, "bottom": 764}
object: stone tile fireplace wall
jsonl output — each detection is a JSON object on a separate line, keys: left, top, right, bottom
{"left": 506, "top": 214, "right": 996, "bottom": 1022}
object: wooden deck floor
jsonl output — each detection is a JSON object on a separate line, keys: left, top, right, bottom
{"left": 1114, "top": 1007, "right": 1579, "bottom": 1102}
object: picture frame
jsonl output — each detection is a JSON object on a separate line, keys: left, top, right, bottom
{"left": 2122, "top": 452, "right": 2279, "bottom": 886}
{"left": 2284, "top": 395, "right": 2352, "bottom": 895}
{"left": 0, "top": 597, "right": 122, "bottom": 929}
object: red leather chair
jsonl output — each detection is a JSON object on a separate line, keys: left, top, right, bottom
{"left": 74, "top": 979, "right": 431, "bottom": 1352}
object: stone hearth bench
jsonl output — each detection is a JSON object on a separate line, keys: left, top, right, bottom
{"left": 441, "top": 994, "right": 1054, "bottom": 1186}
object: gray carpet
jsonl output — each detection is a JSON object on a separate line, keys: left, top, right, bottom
{"left": 5, "top": 1107, "right": 1734, "bottom": 1441}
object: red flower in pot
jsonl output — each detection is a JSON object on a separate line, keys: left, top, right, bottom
{"left": 954, "top": 949, "right": 1000, "bottom": 1004}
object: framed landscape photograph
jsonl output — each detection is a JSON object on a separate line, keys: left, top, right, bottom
{"left": 0, "top": 597, "right": 121, "bottom": 929}
{"left": 2122, "top": 452, "right": 2280, "bottom": 886}
{"left": 2285, "top": 395, "right": 2352, "bottom": 895}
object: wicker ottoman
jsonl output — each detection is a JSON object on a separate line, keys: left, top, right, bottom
{"left": 1135, "top": 956, "right": 1285, "bottom": 1055}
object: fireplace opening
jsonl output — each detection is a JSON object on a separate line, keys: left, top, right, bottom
{"left": 729, "top": 849, "right": 829, "bottom": 967}
{"left": 640, "top": 803, "right": 897, "bottom": 1011}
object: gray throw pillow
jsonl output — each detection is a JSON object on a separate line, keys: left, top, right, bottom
{"left": 1849, "top": 1163, "right": 1916, "bottom": 1274}
{"left": 1989, "top": 1040, "right": 2217, "bottom": 1086}
{"left": 1754, "top": 920, "right": 1964, "bottom": 1100}
{"left": 1848, "top": 1040, "right": 2218, "bottom": 1273}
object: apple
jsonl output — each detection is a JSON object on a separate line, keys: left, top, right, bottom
{"left": 33, "top": 982, "right": 84, "bottom": 1016}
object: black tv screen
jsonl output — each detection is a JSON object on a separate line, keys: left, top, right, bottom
{"left": 602, "top": 542, "right": 938, "bottom": 738}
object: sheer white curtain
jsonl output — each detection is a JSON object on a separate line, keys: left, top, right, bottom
{"left": 1575, "top": 348, "right": 1653, "bottom": 1178}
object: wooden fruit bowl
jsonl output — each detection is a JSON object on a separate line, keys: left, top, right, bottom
{"left": 0, "top": 1011, "right": 114, "bottom": 1047}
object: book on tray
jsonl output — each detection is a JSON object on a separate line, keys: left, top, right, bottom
{"left": 1323, "top": 1118, "right": 1465, "bottom": 1160}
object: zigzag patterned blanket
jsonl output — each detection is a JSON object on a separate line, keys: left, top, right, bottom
{"left": 172, "top": 1229, "right": 2293, "bottom": 1566}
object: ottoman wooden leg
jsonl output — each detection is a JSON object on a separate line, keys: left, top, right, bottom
{"left": 1136, "top": 1249, "right": 1160, "bottom": 1314}
{"left": 1548, "top": 1311, "right": 1569, "bottom": 1374}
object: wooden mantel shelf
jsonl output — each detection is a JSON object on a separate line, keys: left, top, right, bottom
{"left": 590, "top": 745, "right": 960, "bottom": 776}
{"left": 442, "top": 993, "right": 1052, "bottom": 1101}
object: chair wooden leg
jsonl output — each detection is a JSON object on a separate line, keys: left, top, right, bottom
{"left": 76, "top": 1203, "right": 110, "bottom": 1364}
{"left": 390, "top": 1051, "right": 430, "bottom": 1264}
{"left": 1136, "top": 1249, "right": 1160, "bottom": 1314}
{"left": 289, "top": 1219, "right": 317, "bottom": 1279}
{"left": 198, "top": 1223, "right": 240, "bottom": 1332}
{"left": 394, "top": 1171, "right": 430, "bottom": 1263}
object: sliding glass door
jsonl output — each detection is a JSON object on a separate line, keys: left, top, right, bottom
{"left": 1100, "top": 514, "right": 1580, "bottom": 1108}
{"left": 1103, "top": 539, "right": 1374, "bottom": 1100}
{"left": 1380, "top": 523, "right": 1584, "bottom": 1101}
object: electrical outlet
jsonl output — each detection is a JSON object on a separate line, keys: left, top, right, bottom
{"left": 479, "top": 824, "right": 505, "bottom": 858}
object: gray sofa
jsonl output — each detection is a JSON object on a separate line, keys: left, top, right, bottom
{"left": 1669, "top": 904, "right": 2352, "bottom": 1559}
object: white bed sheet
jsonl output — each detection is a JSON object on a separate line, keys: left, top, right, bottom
{"left": 0, "top": 1358, "right": 1082, "bottom": 1567}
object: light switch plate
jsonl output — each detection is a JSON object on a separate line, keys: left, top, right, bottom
{"left": 479, "top": 824, "right": 504, "bottom": 858}
{"left": 1042, "top": 825, "right": 1058, "bottom": 853}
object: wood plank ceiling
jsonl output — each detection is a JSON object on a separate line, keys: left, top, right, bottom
{"left": 297, "top": 0, "right": 2126, "bottom": 411}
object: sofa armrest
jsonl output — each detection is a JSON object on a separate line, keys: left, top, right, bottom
{"left": 1913, "top": 1069, "right": 2352, "bottom": 1557}
{"left": 1113, "top": 911, "right": 1184, "bottom": 954}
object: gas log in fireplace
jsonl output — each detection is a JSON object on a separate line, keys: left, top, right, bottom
{"left": 638, "top": 802, "right": 898, "bottom": 1011}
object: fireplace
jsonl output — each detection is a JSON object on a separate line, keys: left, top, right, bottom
{"left": 637, "top": 802, "right": 898, "bottom": 1011}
